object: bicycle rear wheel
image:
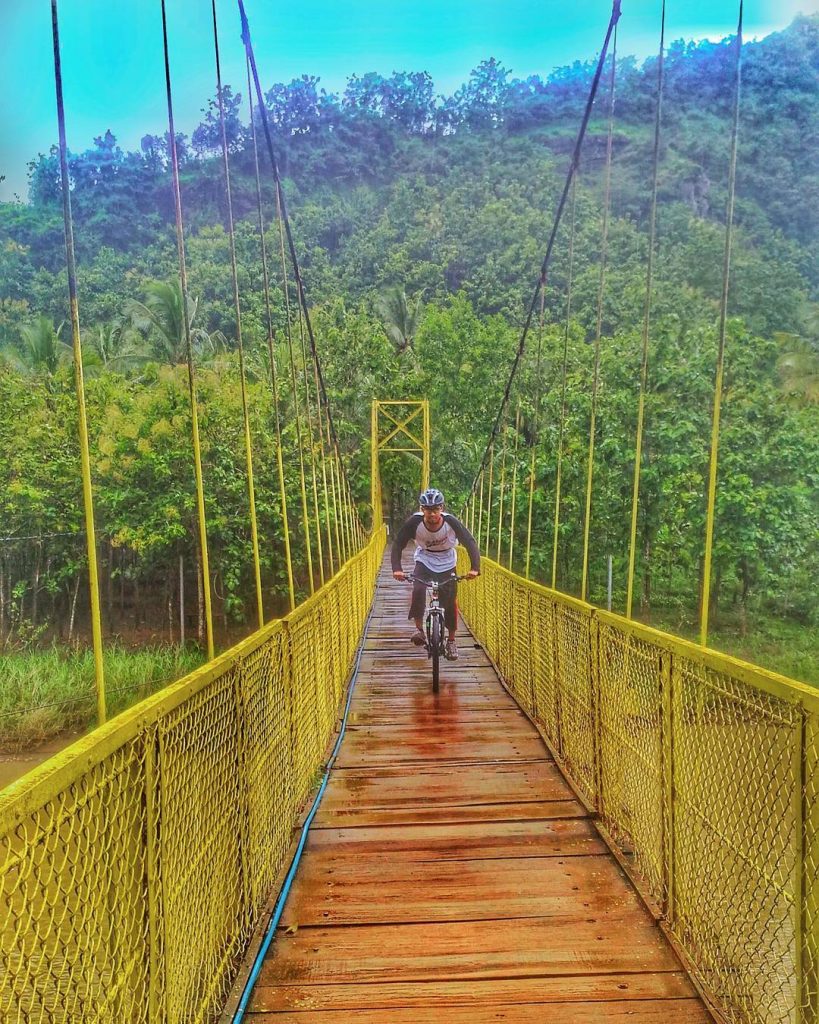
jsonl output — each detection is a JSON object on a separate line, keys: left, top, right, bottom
{"left": 430, "top": 614, "right": 441, "bottom": 694}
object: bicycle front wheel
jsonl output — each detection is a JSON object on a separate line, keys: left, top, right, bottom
{"left": 430, "top": 614, "right": 441, "bottom": 694}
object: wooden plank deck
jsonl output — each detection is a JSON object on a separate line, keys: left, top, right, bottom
{"left": 243, "top": 555, "right": 711, "bottom": 1022}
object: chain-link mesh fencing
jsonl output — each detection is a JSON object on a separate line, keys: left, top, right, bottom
{"left": 0, "top": 528, "right": 384, "bottom": 1023}
{"left": 458, "top": 551, "right": 819, "bottom": 1024}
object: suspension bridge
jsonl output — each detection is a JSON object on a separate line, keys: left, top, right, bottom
{"left": 1, "top": 1, "right": 817, "bottom": 1023}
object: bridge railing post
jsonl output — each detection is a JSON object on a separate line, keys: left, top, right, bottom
{"left": 660, "top": 650, "right": 676, "bottom": 925}
{"left": 801, "top": 710, "right": 819, "bottom": 1023}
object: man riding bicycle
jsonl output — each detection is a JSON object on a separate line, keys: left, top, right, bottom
{"left": 391, "top": 488, "right": 480, "bottom": 661}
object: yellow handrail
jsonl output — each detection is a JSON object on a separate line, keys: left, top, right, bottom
{"left": 0, "top": 529, "right": 385, "bottom": 1024}
{"left": 458, "top": 549, "right": 819, "bottom": 1024}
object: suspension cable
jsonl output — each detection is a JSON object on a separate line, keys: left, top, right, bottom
{"left": 524, "top": 278, "right": 546, "bottom": 578}
{"left": 50, "top": 0, "right": 106, "bottom": 723}
{"left": 246, "top": 54, "right": 295, "bottom": 611}
{"left": 464, "top": 0, "right": 622, "bottom": 508}
{"left": 211, "top": 0, "right": 264, "bottom": 628}
{"left": 483, "top": 443, "right": 495, "bottom": 554}
{"left": 275, "top": 189, "right": 317, "bottom": 594}
{"left": 160, "top": 0, "right": 214, "bottom": 659}
{"left": 296, "top": 308, "right": 326, "bottom": 585}
{"left": 580, "top": 23, "right": 618, "bottom": 603}
{"left": 495, "top": 420, "right": 509, "bottom": 563}
{"left": 552, "top": 174, "right": 578, "bottom": 590}
{"left": 508, "top": 403, "right": 522, "bottom": 570}
{"left": 626, "top": 0, "right": 665, "bottom": 620}
{"left": 701, "top": 1, "right": 744, "bottom": 647}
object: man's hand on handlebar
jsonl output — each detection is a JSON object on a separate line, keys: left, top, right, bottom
{"left": 466, "top": 569, "right": 480, "bottom": 580}
{"left": 392, "top": 570, "right": 406, "bottom": 581}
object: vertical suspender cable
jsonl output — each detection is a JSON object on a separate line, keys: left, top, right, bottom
{"left": 626, "top": 1, "right": 665, "bottom": 620}
{"left": 239, "top": 0, "right": 362, "bottom": 553}
{"left": 211, "top": 0, "right": 264, "bottom": 628}
{"left": 275, "top": 189, "right": 317, "bottom": 594}
{"left": 495, "top": 423, "right": 509, "bottom": 563}
{"left": 700, "top": 2, "right": 743, "bottom": 647}
{"left": 160, "top": 0, "right": 215, "bottom": 659}
{"left": 246, "top": 55, "right": 295, "bottom": 611}
{"left": 464, "top": 0, "right": 622, "bottom": 505}
{"left": 483, "top": 443, "right": 495, "bottom": 555}
{"left": 580, "top": 24, "right": 618, "bottom": 603}
{"left": 311, "top": 357, "right": 336, "bottom": 574}
{"left": 524, "top": 279, "right": 546, "bottom": 579}
{"left": 508, "top": 404, "right": 522, "bottom": 570}
{"left": 477, "top": 469, "right": 485, "bottom": 554}
{"left": 552, "top": 174, "right": 578, "bottom": 590}
{"left": 50, "top": 0, "right": 106, "bottom": 723}
{"left": 296, "top": 312, "right": 326, "bottom": 584}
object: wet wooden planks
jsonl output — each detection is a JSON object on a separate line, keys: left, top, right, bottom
{"left": 244, "top": 555, "right": 711, "bottom": 1022}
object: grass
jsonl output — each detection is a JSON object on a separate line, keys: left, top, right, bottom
{"left": 639, "top": 609, "right": 819, "bottom": 688}
{"left": 0, "top": 644, "right": 205, "bottom": 750}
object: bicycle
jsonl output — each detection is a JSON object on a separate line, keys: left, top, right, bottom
{"left": 402, "top": 573, "right": 472, "bottom": 694}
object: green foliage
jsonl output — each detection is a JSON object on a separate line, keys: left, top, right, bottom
{"left": 0, "top": 17, "right": 816, "bottom": 684}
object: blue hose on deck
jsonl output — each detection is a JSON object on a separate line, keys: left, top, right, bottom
{"left": 232, "top": 581, "right": 379, "bottom": 1021}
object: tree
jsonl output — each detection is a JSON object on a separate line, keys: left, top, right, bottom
{"left": 376, "top": 287, "right": 424, "bottom": 356}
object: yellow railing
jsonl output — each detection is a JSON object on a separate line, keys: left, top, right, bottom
{"left": 0, "top": 528, "right": 385, "bottom": 1024}
{"left": 459, "top": 552, "right": 819, "bottom": 1024}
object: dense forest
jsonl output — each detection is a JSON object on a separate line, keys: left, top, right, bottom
{"left": 0, "top": 16, "right": 817, "bottom": 679}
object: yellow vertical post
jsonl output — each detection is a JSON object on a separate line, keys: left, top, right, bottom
{"left": 422, "top": 399, "right": 431, "bottom": 490}
{"left": 700, "top": 4, "right": 742, "bottom": 647}
{"left": 51, "top": 0, "right": 106, "bottom": 722}
{"left": 627, "top": 2, "right": 665, "bottom": 621}
{"left": 371, "top": 401, "right": 381, "bottom": 530}
{"left": 212, "top": 0, "right": 264, "bottom": 627}
{"left": 160, "top": 0, "right": 214, "bottom": 659}
{"left": 580, "top": 26, "right": 617, "bottom": 604}
{"left": 508, "top": 404, "right": 522, "bottom": 571}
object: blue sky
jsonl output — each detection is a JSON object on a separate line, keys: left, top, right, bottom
{"left": 1, "top": 0, "right": 815, "bottom": 202}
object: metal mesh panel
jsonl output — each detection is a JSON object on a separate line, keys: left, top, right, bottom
{"left": 1, "top": 740, "right": 150, "bottom": 1023}
{"left": 531, "top": 593, "right": 560, "bottom": 748}
{"left": 554, "top": 602, "right": 596, "bottom": 806}
{"left": 672, "top": 656, "right": 802, "bottom": 1023}
{"left": 598, "top": 622, "right": 665, "bottom": 900}
{"left": 0, "top": 528, "right": 384, "bottom": 1024}
{"left": 459, "top": 554, "right": 818, "bottom": 1024}
{"left": 159, "top": 673, "right": 247, "bottom": 1023}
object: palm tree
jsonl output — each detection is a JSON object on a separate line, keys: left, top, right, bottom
{"left": 128, "top": 280, "right": 221, "bottom": 366}
{"left": 1, "top": 316, "right": 71, "bottom": 376}
{"left": 376, "top": 287, "right": 424, "bottom": 357}
{"left": 84, "top": 321, "right": 151, "bottom": 375}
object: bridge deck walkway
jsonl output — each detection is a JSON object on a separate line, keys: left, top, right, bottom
{"left": 242, "top": 555, "right": 712, "bottom": 1022}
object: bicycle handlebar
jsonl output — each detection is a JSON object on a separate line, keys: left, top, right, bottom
{"left": 400, "top": 573, "right": 475, "bottom": 585}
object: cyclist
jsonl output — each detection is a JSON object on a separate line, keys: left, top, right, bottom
{"left": 391, "top": 488, "right": 480, "bottom": 661}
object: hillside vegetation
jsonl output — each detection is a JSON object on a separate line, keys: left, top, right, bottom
{"left": 0, "top": 16, "right": 817, "bottom": 683}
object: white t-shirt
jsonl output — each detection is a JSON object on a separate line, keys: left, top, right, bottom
{"left": 413, "top": 519, "right": 459, "bottom": 572}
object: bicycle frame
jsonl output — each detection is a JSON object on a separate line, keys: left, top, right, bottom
{"left": 402, "top": 573, "right": 470, "bottom": 692}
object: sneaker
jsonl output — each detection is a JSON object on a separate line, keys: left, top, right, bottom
{"left": 445, "top": 638, "right": 458, "bottom": 661}
{"left": 410, "top": 628, "right": 426, "bottom": 647}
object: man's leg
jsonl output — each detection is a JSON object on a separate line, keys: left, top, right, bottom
{"left": 439, "top": 576, "right": 459, "bottom": 660}
{"left": 408, "top": 564, "right": 431, "bottom": 645}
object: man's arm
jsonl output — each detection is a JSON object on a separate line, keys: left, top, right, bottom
{"left": 444, "top": 514, "right": 481, "bottom": 572}
{"left": 391, "top": 514, "right": 421, "bottom": 572}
